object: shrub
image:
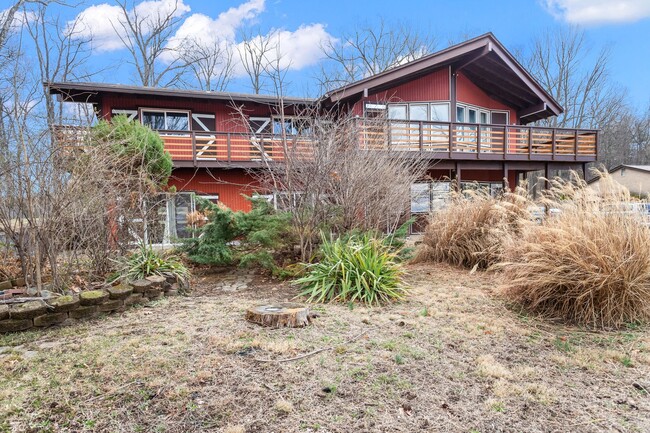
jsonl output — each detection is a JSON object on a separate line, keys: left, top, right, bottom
{"left": 117, "top": 244, "right": 190, "bottom": 283}
{"left": 295, "top": 233, "right": 406, "bottom": 306}
{"left": 93, "top": 115, "right": 172, "bottom": 184}
{"left": 499, "top": 172, "right": 650, "bottom": 328}
{"left": 183, "top": 196, "right": 293, "bottom": 272}
{"left": 415, "top": 187, "right": 530, "bottom": 269}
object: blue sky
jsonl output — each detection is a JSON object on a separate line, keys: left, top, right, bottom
{"left": 9, "top": 0, "right": 650, "bottom": 108}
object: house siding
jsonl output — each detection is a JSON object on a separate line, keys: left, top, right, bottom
{"left": 167, "top": 168, "right": 260, "bottom": 212}
{"left": 99, "top": 93, "right": 289, "bottom": 133}
{"left": 456, "top": 72, "right": 518, "bottom": 123}
{"left": 351, "top": 68, "right": 450, "bottom": 115}
{"left": 589, "top": 168, "right": 650, "bottom": 198}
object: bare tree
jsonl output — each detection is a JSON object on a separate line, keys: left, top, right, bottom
{"left": 113, "top": 0, "right": 189, "bottom": 87}
{"left": 526, "top": 27, "right": 625, "bottom": 130}
{"left": 237, "top": 28, "right": 275, "bottom": 94}
{"left": 25, "top": 4, "right": 96, "bottom": 130}
{"left": 318, "top": 19, "right": 437, "bottom": 91}
{"left": 179, "top": 38, "right": 234, "bottom": 91}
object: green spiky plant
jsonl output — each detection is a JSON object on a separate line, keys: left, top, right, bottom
{"left": 117, "top": 244, "right": 190, "bottom": 285}
{"left": 295, "top": 233, "right": 406, "bottom": 306}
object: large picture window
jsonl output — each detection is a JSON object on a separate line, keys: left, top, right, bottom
{"left": 141, "top": 110, "right": 190, "bottom": 131}
{"left": 387, "top": 102, "right": 450, "bottom": 122}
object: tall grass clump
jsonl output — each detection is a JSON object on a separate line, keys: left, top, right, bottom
{"left": 295, "top": 233, "right": 406, "bottom": 306}
{"left": 117, "top": 244, "right": 190, "bottom": 283}
{"left": 415, "top": 186, "right": 530, "bottom": 269}
{"left": 500, "top": 171, "right": 650, "bottom": 328}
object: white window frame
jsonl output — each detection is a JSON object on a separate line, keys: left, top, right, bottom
{"left": 490, "top": 109, "right": 510, "bottom": 125}
{"left": 140, "top": 108, "right": 191, "bottom": 131}
{"left": 456, "top": 103, "right": 509, "bottom": 125}
{"left": 385, "top": 102, "right": 451, "bottom": 122}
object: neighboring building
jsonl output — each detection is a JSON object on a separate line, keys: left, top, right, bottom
{"left": 48, "top": 33, "right": 598, "bottom": 238}
{"left": 588, "top": 165, "right": 650, "bottom": 198}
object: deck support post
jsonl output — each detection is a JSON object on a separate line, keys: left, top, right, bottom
{"left": 544, "top": 162, "right": 550, "bottom": 190}
{"left": 503, "top": 162, "right": 509, "bottom": 191}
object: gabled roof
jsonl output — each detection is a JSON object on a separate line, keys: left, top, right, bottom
{"left": 323, "top": 33, "right": 563, "bottom": 122}
{"left": 47, "top": 82, "right": 315, "bottom": 106}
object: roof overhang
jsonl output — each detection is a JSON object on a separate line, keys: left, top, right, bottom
{"left": 46, "top": 82, "right": 315, "bottom": 106}
{"left": 323, "top": 33, "right": 563, "bottom": 123}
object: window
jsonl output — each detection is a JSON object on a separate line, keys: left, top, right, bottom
{"left": 410, "top": 104, "right": 428, "bottom": 121}
{"left": 430, "top": 103, "right": 450, "bottom": 122}
{"left": 456, "top": 106, "right": 465, "bottom": 122}
{"left": 388, "top": 104, "right": 408, "bottom": 120}
{"left": 411, "top": 183, "right": 431, "bottom": 213}
{"left": 468, "top": 108, "right": 477, "bottom": 124}
{"left": 272, "top": 117, "right": 313, "bottom": 136}
{"left": 480, "top": 111, "right": 489, "bottom": 124}
{"left": 364, "top": 103, "right": 387, "bottom": 118}
{"left": 141, "top": 110, "right": 190, "bottom": 131}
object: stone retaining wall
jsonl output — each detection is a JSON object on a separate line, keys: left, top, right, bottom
{"left": 0, "top": 275, "right": 185, "bottom": 333}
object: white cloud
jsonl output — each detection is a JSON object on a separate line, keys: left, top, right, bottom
{"left": 543, "top": 0, "right": 650, "bottom": 25}
{"left": 250, "top": 24, "right": 337, "bottom": 72}
{"left": 67, "top": 0, "right": 191, "bottom": 52}
{"left": 0, "top": 7, "right": 37, "bottom": 31}
{"left": 67, "top": 0, "right": 335, "bottom": 78}
{"left": 164, "top": 0, "right": 336, "bottom": 77}
{"left": 164, "top": 0, "right": 264, "bottom": 57}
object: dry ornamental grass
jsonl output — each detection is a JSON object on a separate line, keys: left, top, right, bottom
{"left": 414, "top": 186, "right": 530, "bottom": 269}
{"left": 499, "top": 172, "right": 650, "bottom": 328}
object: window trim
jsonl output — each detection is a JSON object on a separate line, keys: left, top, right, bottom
{"left": 386, "top": 102, "right": 451, "bottom": 122}
{"left": 139, "top": 108, "right": 192, "bottom": 131}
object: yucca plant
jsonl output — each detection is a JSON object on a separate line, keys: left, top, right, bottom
{"left": 295, "top": 233, "right": 406, "bottom": 306}
{"left": 117, "top": 244, "right": 190, "bottom": 284}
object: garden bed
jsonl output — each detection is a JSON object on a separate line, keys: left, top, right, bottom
{"left": 0, "top": 264, "right": 649, "bottom": 432}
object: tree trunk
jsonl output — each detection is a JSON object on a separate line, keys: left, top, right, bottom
{"left": 246, "top": 303, "right": 312, "bottom": 328}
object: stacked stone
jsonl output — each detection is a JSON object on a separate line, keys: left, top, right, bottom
{"left": 0, "top": 274, "right": 187, "bottom": 334}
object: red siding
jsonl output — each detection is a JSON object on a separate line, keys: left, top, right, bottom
{"left": 100, "top": 93, "right": 284, "bottom": 133}
{"left": 168, "top": 168, "right": 260, "bottom": 212}
{"left": 352, "top": 67, "right": 450, "bottom": 115}
{"left": 456, "top": 72, "right": 517, "bottom": 124}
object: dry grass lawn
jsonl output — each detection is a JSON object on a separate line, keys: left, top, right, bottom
{"left": 1, "top": 263, "right": 649, "bottom": 432}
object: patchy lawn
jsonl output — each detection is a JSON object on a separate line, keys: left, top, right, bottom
{"left": 1, "top": 263, "right": 649, "bottom": 433}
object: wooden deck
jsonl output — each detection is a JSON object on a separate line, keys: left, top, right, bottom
{"left": 55, "top": 119, "right": 598, "bottom": 167}
{"left": 161, "top": 119, "right": 597, "bottom": 167}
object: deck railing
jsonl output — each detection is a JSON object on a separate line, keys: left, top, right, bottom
{"left": 54, "top": 119, "right": 598, "bottom": 165}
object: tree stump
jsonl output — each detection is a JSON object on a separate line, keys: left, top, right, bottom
{"left": 246, "top": 303, "right": 312, "bottom": 328}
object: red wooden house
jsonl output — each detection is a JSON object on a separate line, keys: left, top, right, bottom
{"left": 49, "top": 33, "right": 597, "bottom": 239}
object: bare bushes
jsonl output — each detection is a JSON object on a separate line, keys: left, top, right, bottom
{"left": 250, "top": 111, "right": 429, "bottom": 261}
{"left": 415, "top": 187, "right": 530, "bottom": 269}
{"left": 500, "top": 173, "right": 650, "bottom": 328}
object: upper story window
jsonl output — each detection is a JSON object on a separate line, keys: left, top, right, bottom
{"left": 386, "top": 102, "right": 450, "bottom": 122}
{"left": 272, "top": 117, "right": 313, "bottom": 136}
{"left": 141, "top": 110, "right": 190, "bottom": 131}
{"left": 456, "top": 104, "right": 494, "bottom": 124}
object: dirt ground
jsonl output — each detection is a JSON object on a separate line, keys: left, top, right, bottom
{"left": 1, "top": 263, "right": 649, "bottom": 433}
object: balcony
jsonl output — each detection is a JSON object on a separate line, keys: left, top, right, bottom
{"left": 54, "top": 120, "right": 598, "bottom": 168}
{"left": 160, "top": 119, "right": 597, "bottom": 168}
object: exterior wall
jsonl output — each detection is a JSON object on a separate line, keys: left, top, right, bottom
{"left": 168, "top": 168, "right": 260, "bottom": 212}
{"left": 589, "top": 168, "right": 650, "bottom": 198}
{"left": 351, "top": 68, "right": 450, "bottom": 116}
{"left": 99, "top": 93, "right": 286, "bottom": 133}
{"left": 456, "top": 72, "right": 518, "bottom": 124}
